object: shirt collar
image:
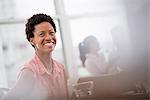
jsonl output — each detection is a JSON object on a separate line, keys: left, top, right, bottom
{"left": 33, "top": 53, "right": 61, "bottom": 76}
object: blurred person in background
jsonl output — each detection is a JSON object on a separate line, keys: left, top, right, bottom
{"left": 1, "top": 13, "right": 68, "bottom": 100}
{"left": 78, "top": 35, "right": 119, "bottom": 76}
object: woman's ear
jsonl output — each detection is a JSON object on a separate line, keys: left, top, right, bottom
{"left": 29, "top": 38, "right": 35, "bottom": 46}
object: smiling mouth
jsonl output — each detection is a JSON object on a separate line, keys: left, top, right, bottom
{"left": 44, "top": 42, "right": 55, "bottom": 49}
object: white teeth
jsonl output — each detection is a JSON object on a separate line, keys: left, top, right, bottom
{"left": 45, "top": 43, "right": 54, "bottom": 49}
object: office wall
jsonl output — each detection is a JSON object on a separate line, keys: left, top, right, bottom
{"left": 123, "top": 0, "right": 149, "bottom": 85}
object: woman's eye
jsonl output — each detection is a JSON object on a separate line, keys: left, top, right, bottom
{"left": 39, "top": 32, "right": 45, "bottom": 36}
{"left": 49, "top": 31, "right": 55, "bottom": 36}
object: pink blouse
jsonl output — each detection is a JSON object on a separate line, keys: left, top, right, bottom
{"left": 20, "top": 54, "right": 68, "bottom": 100}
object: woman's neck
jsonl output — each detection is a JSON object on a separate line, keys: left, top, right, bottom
{"left": 35, "top": 51, "right": 53, "bottom": 74}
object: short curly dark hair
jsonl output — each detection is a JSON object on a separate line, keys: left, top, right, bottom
{"left": 25, "top": 13, "right": 56, "bottom": 46}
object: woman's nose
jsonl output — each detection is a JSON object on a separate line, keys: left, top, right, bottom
{"left": 45, "top": 33, "right": 52, "bottom": 40}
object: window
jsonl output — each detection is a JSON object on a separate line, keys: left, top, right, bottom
{"left": 0, "top": 0, "right": 55, "bottom": 19}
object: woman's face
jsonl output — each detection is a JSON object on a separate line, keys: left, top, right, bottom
{"left": 85, "top": 36, "right": 100, "bottom": 53}
{"left": 30, "top": 22, "right": 57, "bottom": 54}
{"left": 89, "top": 39, "right": 100, "bottom": 53}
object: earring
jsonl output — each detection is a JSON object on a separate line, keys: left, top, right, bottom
{"left": 30, "top": 42, "right": 34, "bottom": 46}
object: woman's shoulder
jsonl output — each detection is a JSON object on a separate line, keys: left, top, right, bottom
{"left": 23, "top": 55, "right": 36, "bottom": 66}
{"left": 17, "top": 68, "right": 35, "bottom": 87}
{"left": 20, "top": 57, "right": 38, "bottom": 76}
{"left": 53, "top": 59, "right": 63, "bottom": 65}
{"left": 53, "top": 59, "right": 65, "bottom": 70}
{"left": 19, "top": 68, "right": 34, "bottom": 79}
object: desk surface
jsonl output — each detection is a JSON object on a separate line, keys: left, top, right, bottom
{"left": 74, "top": 93, "right": 149, "bottom": 100}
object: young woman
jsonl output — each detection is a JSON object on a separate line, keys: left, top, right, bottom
{"left": 1, "top": 13, "right": 68, "bottom": 100}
